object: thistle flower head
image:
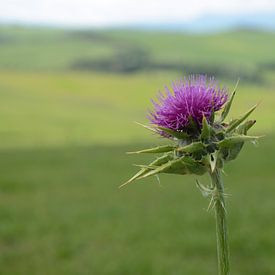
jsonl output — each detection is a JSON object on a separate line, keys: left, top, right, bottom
{"left": 123, "top": 76, "right": 259, "bottom": 188}
{"left": 148, "top": 75, "right": 228, "bottom": 134}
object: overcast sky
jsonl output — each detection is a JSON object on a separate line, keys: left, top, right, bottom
{"left": 1, "top": 0, "right": 275, "bottom": 27}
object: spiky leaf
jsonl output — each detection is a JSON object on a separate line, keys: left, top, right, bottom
{"left": 120, "top": 154, "right": 173, "bottom": 187}
{"left": 182, "top": 157, "right": 207, "bottom": 175}
{"left": 177, "top": 141, "right": 205, "bottom": 153}
{"left": 220, "top": 144, "right": 243, "bottom": 162}
{"left": 219, "top": 134, "right": 260, "bottom": 162}
{"left": 226, "top": 104, "right": 258, "bottom": 133}
{"left": 137, "top": 156, "right": 207, "bottom": 179}
{"left": 127, "top": 145, "right": 175, "bottom": 154}
{"left": 221, "top": 79, "right": 239, "bottom": 122}
{"left": 217, "top": 135, "right": 260, "bottom": 147}
{"left": 236, "top": 120, "right": 256, "bottom": 135}
{"left": 137, "top": 157, "right": 189, "bottom": 179}
{"left": 209, "top": 110, "right": 215, "bottom": 124}
{"left": 200, "top": 116, "right": 211, "bottom": 140}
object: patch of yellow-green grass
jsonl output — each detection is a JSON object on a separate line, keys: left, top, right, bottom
{"left": 0, "top": 70, "right": 273, "bottom": 149}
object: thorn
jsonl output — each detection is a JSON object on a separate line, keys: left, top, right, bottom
{"left": 155, "top": 175, "right": 163, "bottom": 188}
{"left": 133, "top": 164, "right": 156, "bottom": 169}
{"left": 220, "top": 200, "right": 227, "bottom": 214}
{"left": 221, "top": 169, "right": 228, "bottom": 176}
{"left": 118, "top": 180, "right": 131, "bottom": 189}
{"left": 207, "top": 196, "right": 215, "bottom": 212}
{"left": 233, "top": 78, "right": 240, "bottom": 92}
{"left": 251, "top": 139, "right": 259, "bottom": 146}
{"left": 256, "top": 100, "right": 262, "bottom": 107}
{"left": 134, "top": 121, "right": 157, "bottom": 133}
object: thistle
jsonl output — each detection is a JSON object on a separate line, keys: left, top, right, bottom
{"left": 122, "top": 75, "right": 260, "bottom": 275}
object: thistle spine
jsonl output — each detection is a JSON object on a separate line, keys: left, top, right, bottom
{"left": 210, "top": 169, "right": 230, "bottom": 275}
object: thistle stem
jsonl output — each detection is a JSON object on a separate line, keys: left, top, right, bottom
{"left": 210, "top": 169, "right": 230, "bottom": 275}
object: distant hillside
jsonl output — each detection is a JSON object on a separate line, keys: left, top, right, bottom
{"left": 0, "top": 26, "right": 275, "bottom": 82}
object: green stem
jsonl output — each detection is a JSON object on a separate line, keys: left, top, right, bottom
{"left": 210, "top": 169, "right": 230, "bottom": 275}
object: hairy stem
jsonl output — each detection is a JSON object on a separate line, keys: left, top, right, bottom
{"left": 210, "top": 169, "right": 230, "bottom": 275}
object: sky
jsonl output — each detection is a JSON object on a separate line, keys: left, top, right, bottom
{"left": 1, "top": 0, "right": 275, "bottom": 27}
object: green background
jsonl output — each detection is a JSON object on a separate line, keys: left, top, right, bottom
{"left": 0, "top": 26, "right": 274, "bottom": 274}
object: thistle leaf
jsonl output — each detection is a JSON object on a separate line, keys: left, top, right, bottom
{"left": 221, "top": 79, "right": 239, "bottom": 122}
{"left": 209, "top": 110, "right": 215, "bottom": 124}
{"left": 226, "top": 103, "right": 258, "bottom": 133}
{"left": 182, "top": 157, "right": 207, "bottom": 175}
{"left": 137, "top": 156, "right": 206, "bottom": 179}
{"left": 157, "top": 126, "right": 189, "bottom": 139}
{"left": 127, "top": 145, "right": 175, "bottom": 154}
{"left": 228, "top": 118, "right": 238, "bottom": 127}
{"left": 200, "top": 116, "right": 211, "bottom": 140}
{"left": 177, "top": 141, "right": 205, "bottom": 153}
{"left": 236, "top": 120, "right": 256, "bottom": 135}
{"left": 120, "top": 154, "right": 172, "bottom": 188}
{"left": 218, "top": 133, "right": 261, "bottom": 162}
{"left": 137, "top": 157, "right": 188, "bottom": 179}
{"left": 217, "top": 135, "right": 260, "bottom": 147}
{"left": 220, "top": 144, "right": 243, "bottom": 162}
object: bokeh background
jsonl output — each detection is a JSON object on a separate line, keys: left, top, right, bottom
{"left": 0, "top": 1, "right": 275, "bottom": 274}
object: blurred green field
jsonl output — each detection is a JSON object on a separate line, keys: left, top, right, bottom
{"left": 0, "top": 27, "right": 275, "bottom": 274}
{"left": 0, "top": 139, "right": 274, "bottom": 275}
{"left": 0, "top": 70, "right": 274, "bottom": 148}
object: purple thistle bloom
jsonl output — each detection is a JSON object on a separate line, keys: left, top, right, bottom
{"left": 148, "top": 75, "right": 228, "bottom": 135}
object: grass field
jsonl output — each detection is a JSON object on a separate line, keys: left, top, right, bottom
{"left": 0, "top": 70, "right": 274, "bottom": 148}
{"left": 0, "top": 139, "right": 274, "bottom": 275}
{"left": 0, "top": 27, "right": 275, "bottom": 274}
